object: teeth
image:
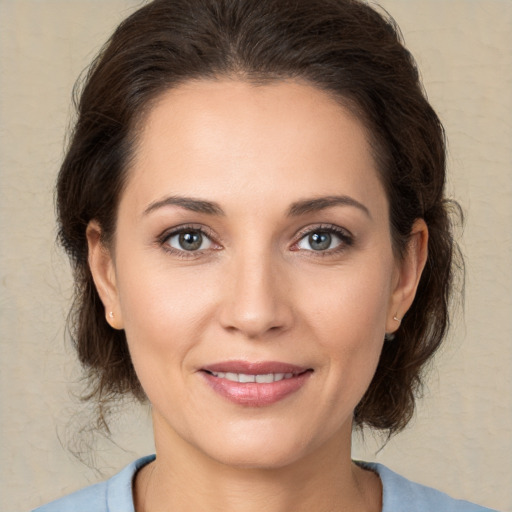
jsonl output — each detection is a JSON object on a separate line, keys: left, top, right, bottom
{"left": 256, "top": 374, "right": 273, "bottom": 383}
{"left": 210, "top": 371, "right": 296, "bottom": 383}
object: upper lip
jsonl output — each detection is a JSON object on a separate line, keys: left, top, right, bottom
{"left": 201, "top": 360, "right": 311, "bottom": 375}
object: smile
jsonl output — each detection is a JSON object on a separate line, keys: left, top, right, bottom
{"left": 200, "top": 361, "right": 313, "bottom": 406}
{"left": 206, "top": 371, "right": 296, "bottom": 383}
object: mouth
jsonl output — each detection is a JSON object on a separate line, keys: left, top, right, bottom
{"left": 204, "top": 371, "right": 298, "bottom": 383}
{"left": 200, "top": 361, "right": 313, "bottom": 406}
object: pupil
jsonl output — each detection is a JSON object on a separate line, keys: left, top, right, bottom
{"left": 179, "top": 231, "right": 202, "bottom": 250}
{"left": 309, "top": 232, "right": 331, "bottom": 251}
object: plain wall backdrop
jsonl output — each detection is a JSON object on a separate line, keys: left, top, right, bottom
{"left": 0, "top": 1, "right": 510, "bottom": 511}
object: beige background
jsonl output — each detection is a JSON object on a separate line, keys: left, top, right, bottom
{"left": 0, "top": 1, "right": 510, "bottom": 511}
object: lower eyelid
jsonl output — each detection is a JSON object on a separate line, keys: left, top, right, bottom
{"left": 156, "top": 225, "right": 218, "bottom": 253}
{"left": 293, "top": 226, "right": 353, "bottom": 249}
{"left": 166, "top": 232, "right": 213, "bottom": 250}
{"left": 297, "top": 234, "right": 342, "bottom": 251}
{"left": 157, "top": 225, "right": 353, "bottom": 256}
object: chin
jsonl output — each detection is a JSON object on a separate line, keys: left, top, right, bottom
{"left": 207, "top": 442, "right": 307, "bottom": 470}
{"left": 193, "top": 421, "right": 332, "bottom": 471}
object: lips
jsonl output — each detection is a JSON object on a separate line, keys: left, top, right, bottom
{"left": 208, "top": 371, "right": 295, "bottom": 383}
{"left": 200, "top": 361, "right": 313, "bottom": 406}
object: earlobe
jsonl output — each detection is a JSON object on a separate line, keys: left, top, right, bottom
{"left": 386, "top": 219, "right": 428, "bottom": 334}
{"left": 86, "top": 221, "right": 124, "bottom": 330}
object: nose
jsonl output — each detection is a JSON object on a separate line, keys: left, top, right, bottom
{"left": 218, "top": 251, "right": 294, "bottom": 339}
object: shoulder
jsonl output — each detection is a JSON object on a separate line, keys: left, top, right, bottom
{"left": 361, "top": 462, "right": 498, "bottom": 512}
{"left": 31, "top": 455, "right": 155, "bottom": 512}
{"left": 32, "top": 479, "right": 109, "bottom": 512}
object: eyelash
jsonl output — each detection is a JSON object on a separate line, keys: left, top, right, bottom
{"left": 291, "top": 224, "right": 354, "bottom": 256}
{"left": 157, "top": 223, "right": 354, "bottom": 258}
{"left": 157, "top": 224, "right": 220, "bottom": 259}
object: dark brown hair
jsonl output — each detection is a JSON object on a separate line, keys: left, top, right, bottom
{"left": 58, "top": 0, "right": 460, "bottom": 435}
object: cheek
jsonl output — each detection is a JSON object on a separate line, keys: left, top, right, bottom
{"left": 116, "top": 252, "right": 216, "bottom": 330}
{"left": 301, "top": 261, "right": 392, "bottom": 341}
{"left": 113, "top": 255, "right": 220, "bottom": 386}
{"left": 299, "top": 260, "right": 392, "bottom": 389}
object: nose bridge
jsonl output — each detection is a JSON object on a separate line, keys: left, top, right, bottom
{"left": 219, "top": 242, "right": 292, "bottom": 338}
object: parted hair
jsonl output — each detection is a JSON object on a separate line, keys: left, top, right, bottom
{"left": 57, "top": 0, "right": 460, "bottom": 435}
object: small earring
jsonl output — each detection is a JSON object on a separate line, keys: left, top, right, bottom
{"left": 384, "top": 332, "right": 395, "bottom": 341}
{"left": 109, "top": 311, "right": 114, "bottom": 319}
{"left": 393, "top": 314, "right": 401, "bottom": 322}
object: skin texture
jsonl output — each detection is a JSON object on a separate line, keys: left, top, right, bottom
{"left": 87, "top": 79, "right": 428, "bottom": 512}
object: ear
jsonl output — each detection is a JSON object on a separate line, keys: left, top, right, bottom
{"left": 386, "top": 218, "right": 428, "bottom": 334}
{"left": 86, "top": 220, "right": 124, "bottom": 330}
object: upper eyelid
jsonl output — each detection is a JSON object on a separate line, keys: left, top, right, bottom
{"left": 158, "top": 223, "right": 218, "bottom": 242}
{"left": 157, "top": 225, "right": 221, "bottom": 257}
{"left": 156, "top": 222, "right": 353, "bottom": 251}
{"left": 294, "top": 223, "right": 353, "bottom": 240}
{"left": 291, "top": 224, "right": 354, "bottom": 253}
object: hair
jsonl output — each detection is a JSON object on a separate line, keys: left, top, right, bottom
{"left": 57, "top": 0, "right": 461, "bottom": 436}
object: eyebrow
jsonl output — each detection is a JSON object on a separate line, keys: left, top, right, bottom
{"left": 287, "top": 195, "right": 371, "bottom": 218}
{"left": 143, "top": 196, "right": 225, "bottom": 216}
{"left": 142, "top": 194, "right": 370, "bottom": 218}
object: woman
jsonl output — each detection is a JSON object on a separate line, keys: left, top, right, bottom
{"left": 32, "top": 0, "right": 497, "bottom": 511}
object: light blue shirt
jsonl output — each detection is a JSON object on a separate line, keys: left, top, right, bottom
{"left": 33, "top": 455, "right": 498, "bottom": 512}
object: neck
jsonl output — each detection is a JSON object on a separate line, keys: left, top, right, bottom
{"left": 134, "top": 414, "right": 381, "bottom": 512}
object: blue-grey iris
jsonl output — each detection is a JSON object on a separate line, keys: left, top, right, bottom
{"left": 309, "top": 232, "right": 331, "bottom": 251}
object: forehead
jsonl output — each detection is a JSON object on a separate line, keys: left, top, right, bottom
{"left": 124, "top": 79, "right": 386, "bottom": 217}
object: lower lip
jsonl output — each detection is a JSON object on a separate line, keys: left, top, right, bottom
{"left": 201, "top": 371, "right": 312, "bottom": 407}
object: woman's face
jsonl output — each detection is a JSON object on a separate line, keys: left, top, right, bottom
{"left": 89, "top": 79, "right": 424, "bottom": 468}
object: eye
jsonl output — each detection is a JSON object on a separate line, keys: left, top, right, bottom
{"left": 297, "top": 231, "right": 340, "bottom": 251}
{"left": 165, "top": 229, "right": 213, "bottom": 252}
{"left": 295, "top": 226, "right": 352, "bottom": 252}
